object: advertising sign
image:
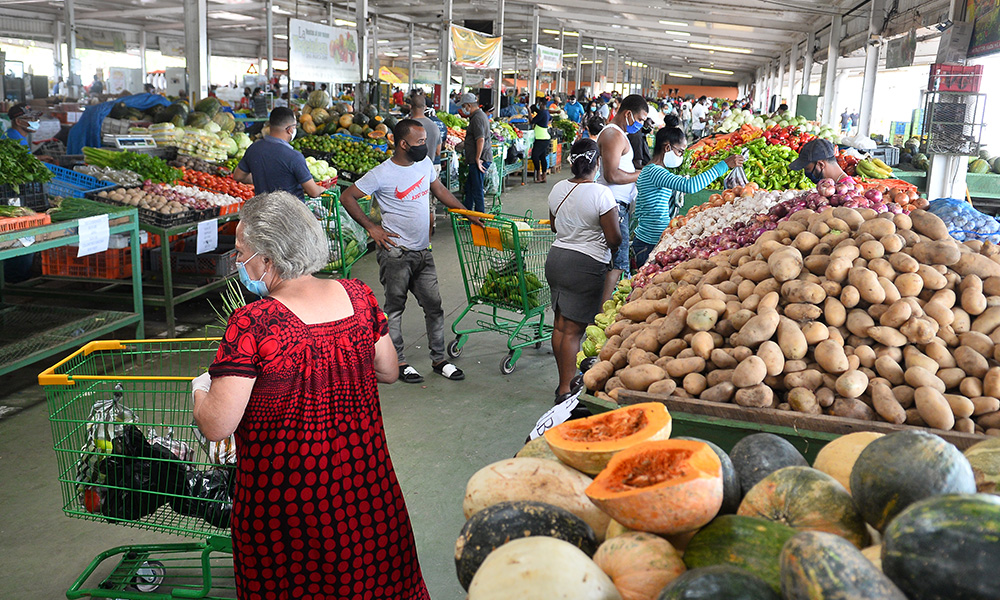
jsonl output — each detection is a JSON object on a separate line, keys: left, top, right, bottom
{"left": 967, "top": 0, "right": 1000, "bottom": 58}
{"left": 450, "top": 25, "right": 502, "bottom": 69}
{"left": 885, "top": 30, "right": 916, "bottom": 69}
{"left": 288, "top": 18, "right": 358, "bottom": 83}
{"left": 535, "top": 45, "right": 563, "bottom": 72}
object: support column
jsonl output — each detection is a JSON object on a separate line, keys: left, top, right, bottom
{"left": 54, "top": 21, "right": 64, "bottom": 86}
{"left": 372, "top": 14, "right": 380, "bottom": 87}
{"left": 183, "top": 0, "right": 208, "bottom": 104}
{"left": 493, "top": 0, "right": 504, "bottom": 118}
{"left": 802, "top": 31, "right": 814, "bottom": 96}
{"left": 357, "top": 0, "right": 369, "bottom": 82}
{"left": 823, "top": 14, "right": 842, "bottom": 126}
{"left": 65, "top": 0, "right": 79, "bottom": 97}
{"left": 557, "top": 25, "right": 565, "bottom": 93}
{"left": 788, "top": 39, "right": 798, "bottom": 114}
{"left": 408, "top": 23, "right": 415, "bottom": 92}
{"left": 928, "top": 155, "right": 968, "bottom": 200}
{"left": 529, "top": 6, "right": 539, "bottom": 100}
{"left": 776, "top": 52, "right": 786, "bottom": 107}
{"left": 441, "top": 0, "right": 452, "bottom": 109}
{"left": 574, "top": 35, "right": 582, "bottom": 95}
{"left": 603, "top": 46, "right": 610, "bottom": 88}
{"left": 591, "top": 41, "right": 597, "bottom": 95}
{"left": 858, "top": 0, "right": 885, "bottom": 136}
{"left": 264, "top": 0, "right": 273, "bottom": 83}
{"left": 613, "top": 50, "right": 619, "bottom": 93}
{"left": 328, "top": 2, "right": 333, "bottom": 24}
{"left": 139, "top": 30, "right": 147, "bottom": 83}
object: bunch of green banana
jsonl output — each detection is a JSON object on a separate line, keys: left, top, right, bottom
{"left": 856, "top": 157, "right": 894, "bottom": 179}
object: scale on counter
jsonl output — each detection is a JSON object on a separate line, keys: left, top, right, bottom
{"left": 112, "top": 135, "right": 158, "bottom": 149}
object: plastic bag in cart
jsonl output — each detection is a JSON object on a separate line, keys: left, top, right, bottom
{"left": 75, "top": 383, "right": 138, "bottom": 488}
{"left": 194, "top": 427, "right": 237, "bottom": 466}
{"left": 485, "top": 161, "right": 500, "bottom": 197}
{"left": 94, "top": 425, "right": 189, "bottom": 521}
{"left": 170, "top": 467, "right": 235, "bottom": 529}
{"left": 149, "top": 427, "right": 194, "bottom": 462}
{"left": 722, "top": 149, "right": 749, "bottom": 190}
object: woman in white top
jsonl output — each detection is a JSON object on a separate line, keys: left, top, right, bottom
{"left": 545, "top": 138, "right": 623, "bottom": 403}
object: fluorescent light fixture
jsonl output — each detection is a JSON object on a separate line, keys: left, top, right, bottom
{"left": 665, "top": 30, "right": 690, "bottom": 36}
{"left": 562, "top": 31, "right": 579, "bottom": 37}
{"left": 274, "top": 34, "right": 288, "bottom": 40}
{"left": 209, "top": 11, "right": 256, "bottom": 21}
{"left": 700, "top": 67, "right": 734, "bottom": 75}
{"left": 424, "top": 48, "right": 436, "bottom": 53}
{"left": 271, "top": 5, "right": 293, "bottom": 15}
{"left": 503, "top": 70, "right": 519, "bottom": 74}
{"left": 673, "top": 39, "right": 688, "bottom": 43}
{"left": 689, "top": 42, "right": 752, "bottom": 54}
{"left": 563, "top": 53, "right": 578, "bottom": 58}
{"left": 542, "top": 29, "right": 561, "bottom": 35}
{"left": 582, "top": 44, "right": 592, "bottom": 49}
{"left": 378, "top": 39, "right": 390, "bottom": 44}
{"left": 334, "top": 18, "right": 356, "bottom": 27}
{"left": 668, "top": 72, "right": 694, "bottom": 78}
{"left": 384, "top": 52, "right": 399, "bottom": 57}
{"left": 580, "top": 60, "right": 603, "bottom": 64}
{"left": 658, "top": 20, "right": 688, "bottom": 27}
{"left": 520, "top": 38, "right": 528, "bottom": 42}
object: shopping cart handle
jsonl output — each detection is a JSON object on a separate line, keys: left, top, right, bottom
{"left": 448, "top": 208, "right": 496, "bottom": 220}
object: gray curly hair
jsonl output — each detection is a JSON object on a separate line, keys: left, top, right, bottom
{"left": 239, "top": 191, "right": 329, "bottom": 278}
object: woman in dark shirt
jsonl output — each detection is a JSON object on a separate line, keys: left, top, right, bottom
{"left": 530, "top": 101, "right": 552, "bottom": 183}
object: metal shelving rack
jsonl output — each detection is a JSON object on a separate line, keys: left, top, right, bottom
{"left": 920, "top": 91, "right": 987, "bottom": 156}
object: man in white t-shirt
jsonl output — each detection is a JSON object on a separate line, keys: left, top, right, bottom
{"left": 340, "top": 119, "right": 471, "bottom": 384}
{"left": 691, "top": 96, "right": 708, "bottom": 140}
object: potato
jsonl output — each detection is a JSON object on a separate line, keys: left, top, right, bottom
{"left": 972, "top": 306, "right": 1000, "bottom": 335}
{"left": 846, "top": 310, "right": 875, "bottom": 337}
{"left": 683, "top": 373, "right": 708, "bottom": 396}
{"left": 923, "top": 301, "right": 954, "bottom": 327}
{"left": 735, "top": 384, "right": 774, "bottom": 408}
{"left": 903, "top": 347, "right": 939, "bottom": 373}
{"left": 858, "top": 218, "right": 896, "bottom": 239}
{"left": 955, "top": 252, "right": 1000, "bottom": 280}
{"left": 737, "top": 260, "right": 771, "bottom": 282}
{"left": 972, "top": 396, "right": 1000, "bottom": 416}
{"left": 768, "top": 247, "right": 803, "bottom": 283}
{"left": 909, "top": 209, "right": 950, "bottom": 241}
{"left": 955, "top": 345, "right": 990, "bottom": 379}
{"left": 859, "top": 240, "right": 885, "bottom": 260}
{"left": 781, "top": 280, "right": 826, "bottom": 304}
{"left": 904, "top": 366, "right": 946, "bottom": 393}
{"left": 699, "top": 381, "right": 735, "bottom": 403}
{"left": 912, "top": 240, "right": 961, "bottom": 266}
{"left": 959, "top": 331, "right": 993, "bottom": 358}
{"left": 665, "top": 357, "right": 706, "bottom": 378}
{"left": 825, "top": 257, "right": 853, "bottom": 283}
{"left": 841, "top": 285, "right": 861, "bottom": 308}
{"left": 915, "top": 386, "right": 955, "bottom": 430}
{"left": 867, "top": 326, "right": 908, "bottom": 347}
{"left": 632, "top": 327, "right": 660, "bottom": 353}
{"left": 757, "top": 341, "right": 785, "bottom": 377}
{"left": 606, "top": 377, "right": 625, "bottom": 394}
{"left": 731, "top": 310, "right": 780, "bottom": 347}
{"left": 854, "top": 345, "right": 877, "bottom": 369}
{"left": 784, "top": 369, "right": 823, "bottom": 391}
{"left": 823, "top": 297, "right": 847, "bottom": 327}
{"left": 960, "top": 377, "right": 984, "bottom": 399}
{"left": 893, "top": 272, "right": 924, "bottom": 298}
{"left": 868, "top": 258, "right": 895, "bottom": 280}
{"left": 815, "top": 339, "right": 850, "bottom": 374}
{"left": 784, "top": 304, "right": 823, "bottom": 321}
{"left": 937, "top": 367, "right": 967, "bottom": 390}
{"left": 894, "top": 385, "right": 916, "bottom": 408}
{"left": 656, "top": 307, "right": 688, "bottom": 345}
{"left": 804, "top": 254, "right": 832, "bottom": 276}
{"left": 627, "top": 347, "right": 654, "bottom": 367}
{"left": 619, "top": 299, "right": 660, "bottom": 323}
{"left": 835, "top": 370, "right": 869, "bottom": 398}
{"left": 879, "top": 300, "right": 912, "bottom": 328}
{"left": 801, "top": 322, "right": 830, "bottom": 345}
{"left": 787, "top": 387, "right": 821, "bottom": 414}
{"left": 944, "top": 394, "right": 976, "bottom": 419}
{"left": 660, "top": 338, "right": 687, "bottom": 358}
{"left": 881, "top": 234, "right": 904, "bottom": 254}
{"left": 849, "top": 267, "right": 885, "bottom": 304}
{"left": 831, "top": 397, "right": 875, "bottom": 420}
{"left": 732, "top": 356, "right": 768, "bottom": 388}
{"left": 620, "top": 364, "right": 668, "bottom": 391}
{"left": 689, "top": 331, "right": 715, "bottom": 360}
{"left": 776, "top": 317, "right": 808, "bottom": 360}
{"left": 647, "top": 379, "right": 678, "bottom": 396}
{"left": 871, "top": 382, "right": 906, "bottom": 424}
{"left": 686, "top": 308, "right": 720, "bottom": 332}
{"left": 899, "top": 317, "right": 937, "bottom": 345}
{"left": 962, "top": 287, "right": 988, "bottom": 318}
{"left": 583, "top": 360, "right": 615, "bottom": 391}
{"left": 709, "top": 348, "right": 738, "bottom": 369}
{"left": 917, "top": 265, "right": 948, "bottom": 291}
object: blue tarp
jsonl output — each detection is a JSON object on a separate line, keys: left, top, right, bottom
{"left": 67, "top": 93, "right": 173, "bottom": 154}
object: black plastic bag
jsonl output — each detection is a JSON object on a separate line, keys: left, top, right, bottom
{"left": 170, "top": 468, "right": 235, "bottom": 529}
{"left": 97, "top": 425, "right": 189, "bottom": 521}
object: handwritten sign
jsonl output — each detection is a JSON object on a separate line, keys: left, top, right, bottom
{"left": 77, "top": 214, "right": 110, "bottom": 258}
{"left": 197, "top": 219, "right": 219, "bottom": 255}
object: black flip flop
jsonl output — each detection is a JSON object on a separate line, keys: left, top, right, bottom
{"left": 433, "top": 362, "right": 465, "bottom": 381}
{"left": 399, "top": 365, "right": 424, "bottom": 384}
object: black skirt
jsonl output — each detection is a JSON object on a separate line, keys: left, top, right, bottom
{"left": 545, "top": 246, "right": 609, "bottom": 324}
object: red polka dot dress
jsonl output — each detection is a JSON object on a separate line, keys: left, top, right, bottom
{"left": 209, "top": 279, "right": 430, "bottom": 600}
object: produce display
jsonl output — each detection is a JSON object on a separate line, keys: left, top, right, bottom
{"left": 73, "top": 165, "right": 144, "bottom": 188}
{"left": 178, "top": 167, "right": 254, "bottom": 201}
{"left": 305, "top": 156, "right": 338, "bottom": 182}
{"left": 82, "top": 148, "right": 182, "bottom": 184}
{"left": 552, "top": 118, "right": 578, "bottom": 143}
{"left": 93, "top": 184, "right": 211, "bottom": 215}
{"left": 0, "top": 204, "right": 40, "bottom": 218}
{"left": 169, "top": 155, "right": 232, "bottom": 178}
{"left": 928, "top": 198, "right": 1000, "bottom": 243}
{"left": 291, "top": 135, "right": 391, "bottom": 177}
{"left": 47, "top": 196, "right": 133, "bottom": 222}
{"left": 682, "top": 136, "right": 812, "bottom": 191}
{"left": 460, "top": 413, "right": 998, "bottom": 600}
{"left": 0, "top": 138, "right": 55, "bottom": 185}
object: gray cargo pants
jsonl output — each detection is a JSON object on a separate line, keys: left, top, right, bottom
{"left": 376, "top": 246, "right": 446, "bottom": 364}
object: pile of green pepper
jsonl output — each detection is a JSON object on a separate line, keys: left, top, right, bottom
{"left": 681, "top": 137, "right": 813, "bottom": 191}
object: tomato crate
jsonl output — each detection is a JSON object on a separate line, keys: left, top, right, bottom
{"left": 0, "top": 212, "right": 51, "bottom": 234}
{"left": 44, "top": 163, "right": 117, "bottom": 199}
{"left": 1, "top": 181, "right": 48, "bottom": 211}
{"left": 41, "top": 246, "right": 134, "bottom": 280}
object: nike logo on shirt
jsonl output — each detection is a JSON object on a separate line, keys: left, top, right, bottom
{"left": 394, "top": 177, "right": 425, "bottom": 200}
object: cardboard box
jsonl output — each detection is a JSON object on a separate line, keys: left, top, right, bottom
{"left": 935, "top": 21, "right": 974, "bottom": 64}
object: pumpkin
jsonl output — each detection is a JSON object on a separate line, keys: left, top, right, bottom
{"left": 737, "top": 466, "right": 870, "bottom": 548}
{"left": 605, "top": 519, "right": 636, "bottom": 539}
{"left": 780, "top": 531, "right": 907, "bottom": 600}
{"left": 593, "top": 532, "right": 686, "bottom": 600}
{"left": 338, "top": 113, "right": 354, "bottom": 129}
{"left": 657, "top": 565, "right": 779, "bottom": 600}
{"left": 545, "top": 403, "right": 673, "bottom": 475}
{"left": 812, "top": 431, "right": 884, "bottom": 494}
{"left": 515, "top": 436, "right": 560, "bottom": 462}
{"left": 301, "top": 121, "right": 317, "bottom": 135}
{"left": 463, "top": 457, "right": 610, "bottom": 539}
{"left": 455, "top": 500, "right": 598, "bottom": 590}
{"left": 676, "top": 437, "right": 740, "bottom": 514}
{"left": 729, "top": 433, "right": 808, "bottom": 495}
{"left": 849, "top": 430, "right": 976, "bottom": 531}
{"left": 963, "top": 437, "right": 1000, "bottom": 495}
{"left": 468, "top": 536, "right": 622, "bottom": 600}
{"left": 861, "top": 544, "right": 882, "bottom": 571}
{"left": 299, "top": 112, "right": 314, "bottom": 125}
{"left": 881, "top": 494, "right": 1000, "bottom": 600}
{"left": 682, "top": 515, "right": 797, "bottom": 593}
{"left": 586, "top": 440, "right": 723, "bottom": 535}
{"left": 310, "top": 108, "right": 330, "bottom": 125}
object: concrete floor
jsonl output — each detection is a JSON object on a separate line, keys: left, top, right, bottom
{"left": 0, "top": 169, "right": 569, "bottom": 600}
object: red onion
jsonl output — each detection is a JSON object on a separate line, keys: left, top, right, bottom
{"left": 835, "top": 183, "right": 851, "bottom": 196}
{"left": 864, "top": 189, "right": 883, "bottom": 202}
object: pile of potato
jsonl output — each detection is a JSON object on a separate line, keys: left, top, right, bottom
{"left": 95, "top": 187, "right": 190, "bottom": 215}
{"left": 584, "top": 206, "right": 1000, "bottom": 436}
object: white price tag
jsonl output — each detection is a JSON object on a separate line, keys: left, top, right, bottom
{"left": 77, "top": 214, "right": 110, "bottom": 258}
{"left": 7, "top": 198, "right": 21, "bottom": 207}
{"left": 18, "top": 235, "right": 35, "bottom": 247}
{"left": 196, "top": 218, "right": 219, "bottom": 255}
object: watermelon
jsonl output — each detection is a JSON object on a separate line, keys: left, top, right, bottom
{"left": 455, "top": 500, "right": 598, "bottom": 590}
{"left": 155, "top": 102, "right": 189, "bottom": 124}
{"left": 780, "top": 531, "right": 907, "bottom": 600}
{"left": 194, "top": 97, "right": 221, "bottom": 118}
{"left": 657, "top": 566, "right": 779, "bottom": 600}
{"left": 682, "top": 515, "right": 797, "bottom": 593}
{"left": 992, "top": 157, "right": 1000, "bottom": 174}
{"left": 729, "top": 433, "right": 808, "bottom": 495}
{"left": 881, "top": 494, "right": 1000, "bottom": 600}
{"left": 676, "top": 437, "right": 741, "bottom": 514}
{"left": 970, "top": 159, "right": 991, "bottom": 174}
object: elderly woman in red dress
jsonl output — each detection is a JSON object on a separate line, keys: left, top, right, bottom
{"left": 193, "top": 190, "right": 429, "bottom": 600}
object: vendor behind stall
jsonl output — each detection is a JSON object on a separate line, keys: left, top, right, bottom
{"left": 5, "top": 104, "right": 53, "bottom": 162}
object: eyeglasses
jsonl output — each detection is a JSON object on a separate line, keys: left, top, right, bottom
{"left": 669, "top": 145, "right": 686, "bottom": 155}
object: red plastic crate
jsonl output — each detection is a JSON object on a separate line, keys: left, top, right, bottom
{"left": 41, "top": 246, "right": 134, "bottom": 280}
{"left": 928, "top": 63, "right": 983, "bottom": 93}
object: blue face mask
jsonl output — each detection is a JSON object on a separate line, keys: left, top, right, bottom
{"left": 625, "top": 112, "right": 643, "bottom": 135}
{"left": 236, "top": 252, "right": 269, "bottom": 296}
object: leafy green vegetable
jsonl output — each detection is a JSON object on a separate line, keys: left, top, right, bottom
{"left": 47, "top": 197, "right": 132, "bottom": 222}
{"left": 82, "top": 147, "right": 182, "bottom": 184}
{"left": 0, "top": 204, "right": 37, "bottom": 218}
{"left": 436, "top": 111, "right": 468, "bottom": 129}
{"left": 0, "top": 139, "right": 55, "bottom": 186}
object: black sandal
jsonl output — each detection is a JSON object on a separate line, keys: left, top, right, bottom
{"left": 433, "top": 361, "right": 465, "bottom": 381}
{"left": 399, "top": 365, "right": 424, "bottom": 384}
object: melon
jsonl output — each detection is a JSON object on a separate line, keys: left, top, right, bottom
{"left": 545, "top": 403, "right": 673, "bottom": 475}
{"left": 738, "top": 466, "right": 869, "bottom": 548}
{"left": 463, "top": 457, "right": 610, "bottom": 538}
{"left": 212, "top": 111, "right": 235, "bottom": 133}
{"left": 964, "top": 436, "right": 1000, "bottom": 495}
{"left": 657, "top": 565, "right": 779, "bottom": 600}
{"left": 780, "top": 531, "right": 907, "bottom": 600}
{"left": 593, "top": 532, "right": 685, "bottom": 600}
{"left": 676, "top": 437, "right": 740, "bottom": 514}
{"left": 586, "top": 440, "right": 723, "bottom": 535}
{"left": 881, "top": 493, "right": 1000, "bottom": 600}
{"left": 455, "top": 501, "right": 598, "bottom": 590}
{"left": 468, "top": 536, "right": 622, "bottom": 600}
{"left": 515, "top": 436, "right": 560, "bottom": 462}
{"left": 849, "top": 430, "right": 976, "bottom": 531}
{"left": 729, "top": 433, "right": 808, "bottom": 495}
{"left": 682, "top": 515, "right": 797, "bottom": 593}
{"left": 812, "top": 431, "right": 883, "bottom": 494}
{"left": 186, "top": 111, "right": 211, "bottom": 129}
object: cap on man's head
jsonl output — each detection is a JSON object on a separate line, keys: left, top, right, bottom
{"left": 459, "top": 93, "right": 478, "bottom": 106}
{"left": 8, "top": 104, "right": 41, "bottom": 121}
{"left": 789, "top": 138, "right": 837, "bottom": 171}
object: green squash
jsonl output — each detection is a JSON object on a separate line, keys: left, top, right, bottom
{"left": 657, "top": 565, "right": 779, "bottom": 600}
{"left": 186, "top": 111, "right": 211, "bottom": 129}
{"left": 970, "top": 159, "right": 991, "bottom": 174}
{"left": 729, "top": 433, "right": 808, "bottom": 495}
{"left": 781, "top": 531, "right": 906, "bottom": 600}
{"left": 676, "top": 437, "right": 741, "bottom": 514}
{"left": 194, "top": 97, "right": 221, "bottom": 118}
{"left": 682, "top": 515, "right": 797, "bottom": 593}
{"left": 882, "top": 494, "right": 1000, "bottom": 600}
{"left": 850, "top": 430, "right": 976, "bottom": 531}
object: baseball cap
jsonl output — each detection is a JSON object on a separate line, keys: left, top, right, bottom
{"left": 8, "top": 104, "right": 41, "bottom": 121}
{"left": 459, "top": 93, "right": 478, "bottom": 106}
{"left": 789, "top": 138, "right": 837, "bottom": 171}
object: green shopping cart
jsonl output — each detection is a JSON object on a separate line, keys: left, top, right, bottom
{"left": 446, "top": 209, "right": 555, "bottom": 374}
{"left": 314, "top": 187, "right": 373, "bottom": 278}
{"left": 39, "top": 338, "right": 237, "bottom": 599}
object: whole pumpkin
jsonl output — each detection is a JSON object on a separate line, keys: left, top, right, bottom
{"left": 593, "top": 532, "right": 685, "bottom": 600}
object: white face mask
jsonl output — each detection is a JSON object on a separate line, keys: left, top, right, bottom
{"left": 25, "top": 120, "right": 40, "bottom": 132}
{"left": 662, "top": 152, "right": 683, "bottom": 169}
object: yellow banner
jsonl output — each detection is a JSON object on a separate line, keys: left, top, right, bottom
{"left": 379, "top": 66, "right": 408, "bottom": 84}
{"left": 450, "top": 25, "right": 502, "bottom": 70}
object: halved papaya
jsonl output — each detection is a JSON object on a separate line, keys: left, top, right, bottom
{"left": 544, "top": 402, "right": 672, "bottom": 474}
{"left": 586, "top": 439, "right": 723, "bottom": 535}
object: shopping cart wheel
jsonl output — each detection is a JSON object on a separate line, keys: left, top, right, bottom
{"left": 131, "top": 560, "right": 166, "bottom": 593}
{"left": 534, "top": 342, "right": 543, "bottom": 349}
{"left": 447, "top": 338, "right": 464, "bottom": 358}
{"left": 500, "top": 354, "right": 516, "bottom": 375}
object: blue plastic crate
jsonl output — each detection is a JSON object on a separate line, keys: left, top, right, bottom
{"left": 44, "top": 163, "right": 117, "bottom": 199}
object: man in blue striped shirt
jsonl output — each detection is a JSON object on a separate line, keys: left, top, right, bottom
{"left": 632, "top": 127, "right": 744, "bottom": 267}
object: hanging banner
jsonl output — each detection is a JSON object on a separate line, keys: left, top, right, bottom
{"left": 885, "top": 30, "right": 917, "bottom": 69}
{"left": 158, "top": 36, "right": 186, "bottom": 58}
{"left": 413, "top": 68, "right": 442, "bottom": 85}
{"left": 535, "top": 45, "right": 563, "bottom": 72}
{"left": 967, "top": 0, "right": 1000, "bottom": 58}
{"left": 450, "top": 25, "right": 502, "bottom": 70}
{"left": 378, "top": 66, "right": 408, "bottom": 85}
{"left": 288, "top": 18, "right": 358, "bottom": 83}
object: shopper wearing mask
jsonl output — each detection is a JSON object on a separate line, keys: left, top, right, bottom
{"left": 789, "top": 138, "right": 856, "bottom": 187}
{"left": 192, "top": 191, "right": 431, "bottom": 600}
{"left": 530, "top": 98, "right": 552, "bottom": 183}
{"left": 340, "top": 119, "right": 470, "bottom": 384}
{"left": 546, "top": 138, "right": 622, "bottom": 404}
{"left": 690, "top": 96, "right": 708, "bottom": 140}
{"left": 628, "top": 118, "right": 654, "bottom": 169}
{"left": 458, "top": 93, "right": 492, "bottom": 212}
{"left": 632, "top": 127, "right": 744, "bottom": 266}
{"left": 233, "top": 107, "right": 326, "bottom": 200}
{"left": 564, "top": 95, "right": 584, "bottom": 129}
